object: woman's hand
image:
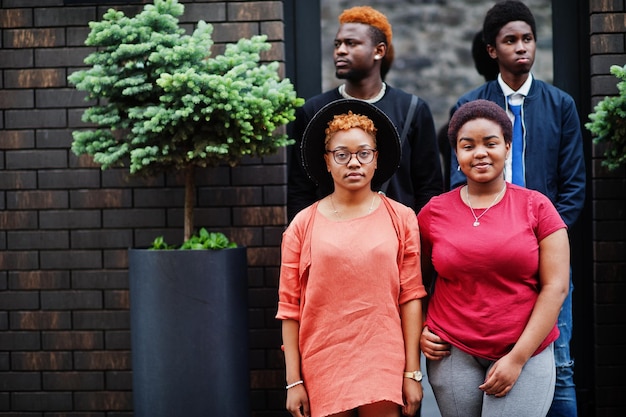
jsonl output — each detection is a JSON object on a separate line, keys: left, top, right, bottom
{"left": 420, "top": 326, "right": 451, "bottom": 360}
{"left": 286, "top": 384, "right": 310, "bottom": 417}
{"left": 402, "top": 378, "right": 423, "bottom": 416}
{"left": 479, "top": 353, "right": 523, "bottom": 397}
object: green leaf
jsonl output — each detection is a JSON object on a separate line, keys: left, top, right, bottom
{"left": 177, "top": 228, "right": 237, "bottom": 250}
{"left": 586, "top": 64, "right": 626, "bottom": 170}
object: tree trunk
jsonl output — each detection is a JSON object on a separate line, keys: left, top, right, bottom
{"left": 183, "top": 166, "right": 195, "bottom": 242}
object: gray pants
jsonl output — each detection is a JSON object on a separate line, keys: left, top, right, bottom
{"left": 427, "top": 344, "right": 555, "bottom": 417}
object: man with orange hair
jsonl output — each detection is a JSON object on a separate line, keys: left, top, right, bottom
{"left": 287, "top": 5, "right": 442, "bottom": 221}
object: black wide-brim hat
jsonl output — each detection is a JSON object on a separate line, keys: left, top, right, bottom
{"left": 301, "top": 99, "right": 401, "bottom": 192}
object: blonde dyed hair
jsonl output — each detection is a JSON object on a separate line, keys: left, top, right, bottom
{"left": 324, "top": 111, "right": 377, "bottom": 146}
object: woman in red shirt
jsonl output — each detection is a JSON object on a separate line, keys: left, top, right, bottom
{"left": 418, "top": 99, "right": 569, "bottom": 417}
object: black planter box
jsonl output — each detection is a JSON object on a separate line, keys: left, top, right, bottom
{"left": 129, "top": 247, "right": 250, "bottom": 417}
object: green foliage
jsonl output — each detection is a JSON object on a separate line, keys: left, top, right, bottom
{"left": 585, "top": 64, "right": 626, "bottom": 171}
{"left": 68, "top": 0, "right": 304, "bottom": 176}
{"left": 149, "top": 228, "right": 237, "bottom": 250}
{"left": 68, "top": 0, "right": 304, "bottom": 246}
{"left": 149, "top": 235, "right": 176, "bottom": 250}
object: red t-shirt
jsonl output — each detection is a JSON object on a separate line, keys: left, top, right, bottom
{"left": 417, "top": 183, "right": 566, "bottom": 361}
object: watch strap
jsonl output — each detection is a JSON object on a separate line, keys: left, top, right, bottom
{"left": 403, "top": 370, "right": 423, "bottom": 382}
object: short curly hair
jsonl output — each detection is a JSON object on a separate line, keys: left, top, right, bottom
{"left": 482, "top": 0, "right": 537, "bottom": 47}
{"left": 324, "top": 111, "right": 377, "bottom": 146}
{"left": 339, "top": 6, "right": 394, "bottom": 80}
{"left": 448, "top": 100, "right": 512, "bottom": 150}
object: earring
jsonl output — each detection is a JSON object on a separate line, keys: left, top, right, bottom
{"left": 457, "top": 165, "right": 461, "bottom": 171}
{"left": 374, "top": 55, "right": 381, "bottom": 60}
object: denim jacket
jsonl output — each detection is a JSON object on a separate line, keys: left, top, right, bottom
{"left": 450, "top": 79, "right": 586, "bottom": 228}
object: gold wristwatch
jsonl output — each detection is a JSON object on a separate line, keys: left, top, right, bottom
{"left": 403, "top": 370, "right": 423, "bottom": 382}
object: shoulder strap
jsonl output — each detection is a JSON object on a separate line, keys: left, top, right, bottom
{"left": 380, "top": 94, "right": 419, "bottom": 194}
{"left": 400, "top": 94, "right": 419, "bottom": 145}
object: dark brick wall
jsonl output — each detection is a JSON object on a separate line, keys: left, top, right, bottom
{"left": 589, "top": 1, "right": 626, "bottom": 416}
{"left": 0, "top": 0, "right": 288, "bottom": 415}
{"left": 2, "top": 0, "right": 626, "bottom": 416}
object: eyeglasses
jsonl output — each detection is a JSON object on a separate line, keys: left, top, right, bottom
{"left": 326, "top": 148, "right": 377, "bottom": 165}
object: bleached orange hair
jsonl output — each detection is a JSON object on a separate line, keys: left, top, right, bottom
{"left": 324, "top": 111, "right": 377, "bottom": 146}
{"left": 338, "top": 6, "right": 392, "bottom": 45}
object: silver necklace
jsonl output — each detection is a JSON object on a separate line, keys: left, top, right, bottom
{"left": 338, "top": 83, "right": 386, "bottom": 103}
{"left": 330, "top": 193, "right": 376, "bottom": 219}
{"left": 465, "top": 185, "right": 506, "bottom": 227}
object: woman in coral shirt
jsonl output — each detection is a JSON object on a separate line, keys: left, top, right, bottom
{"left": 277, "top": 99, "right": 426, "bottom": 417}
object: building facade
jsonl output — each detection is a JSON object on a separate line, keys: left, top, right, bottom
{"left": 0, "top": 0, "right": 624, "bottom": 416}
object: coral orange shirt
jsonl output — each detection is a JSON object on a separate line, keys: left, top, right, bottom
{"left": 277, "top": 196, "right": 426, "bottom": 417}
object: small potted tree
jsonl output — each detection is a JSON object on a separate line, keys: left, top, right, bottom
{"left": 68, "top": 1, "right": 303, "bottom": 416}
{"left": 586, "top": 64, "right": 626, "bottom": 171}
